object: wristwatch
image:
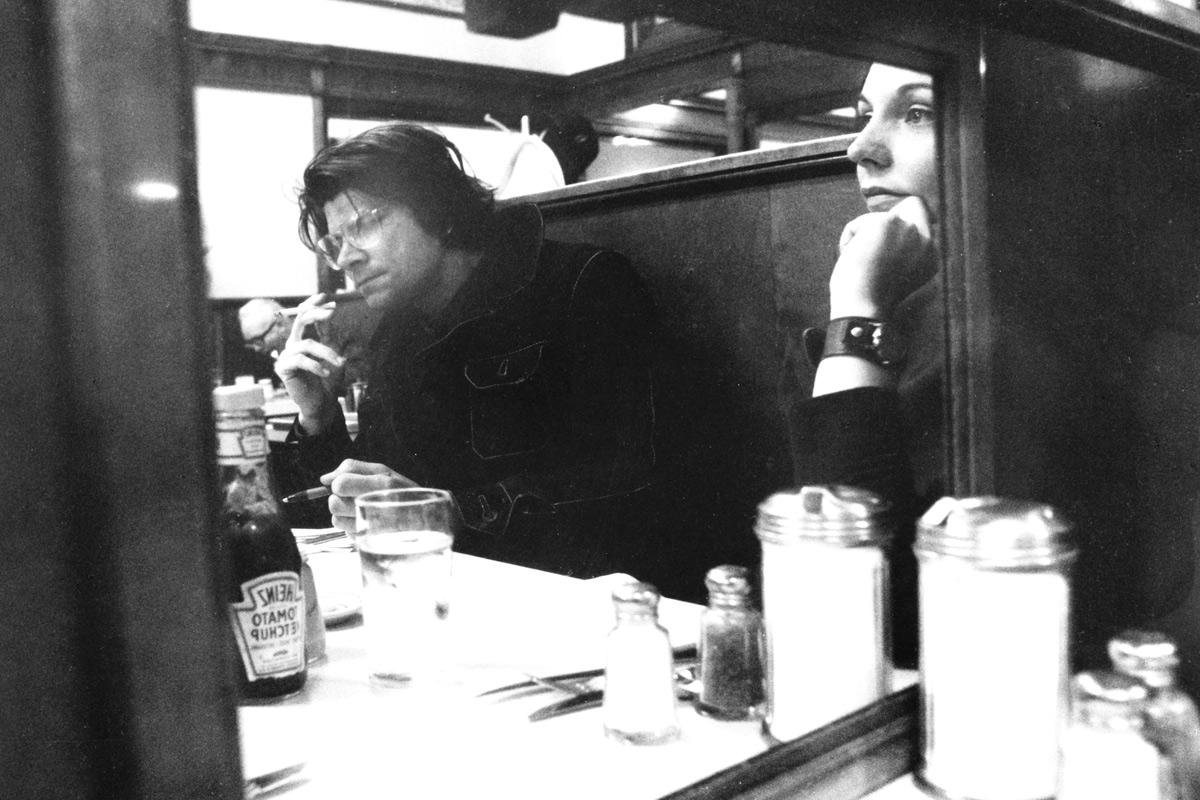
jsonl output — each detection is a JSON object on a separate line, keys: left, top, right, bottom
{"left": 802, "top": 316, "right": 906, "bottom": 369}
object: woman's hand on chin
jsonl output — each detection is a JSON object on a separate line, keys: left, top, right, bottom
{"left": 829, "top": 195, "right": 937, "bottom": 321}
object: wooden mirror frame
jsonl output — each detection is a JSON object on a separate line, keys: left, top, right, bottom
{"left": 13, "top": 0, "right": 1200, "bottom": 797}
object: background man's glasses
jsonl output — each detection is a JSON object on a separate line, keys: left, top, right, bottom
{"left": 243, "top": 315, "right": 288, "bottom": 354}
{"left": 315, "top": 208, "right": 382, "bottom": 269}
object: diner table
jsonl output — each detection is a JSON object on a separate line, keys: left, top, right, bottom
{"left": 239, "top": 543, "right": 921, "bottom": 799}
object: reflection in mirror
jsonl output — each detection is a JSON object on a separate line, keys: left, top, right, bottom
{"left": 787, "top": 61, "right": 942, "bottom": 669}
{"left": 190, "top": 1, "right": 945, "bottom": 794}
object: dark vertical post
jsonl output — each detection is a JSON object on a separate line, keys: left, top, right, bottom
{"left": 310, "top": 64, "right": 342, "bottom": 295}
{"left": 725, "top": 50, "right": 758, "bottom": 153}
{"left": 0, "top": 0, "right": 242, "bottom": 796}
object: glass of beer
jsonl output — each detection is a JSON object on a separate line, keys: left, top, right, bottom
{"left": 354, "top": 488, "right": 455, "bottom": 685}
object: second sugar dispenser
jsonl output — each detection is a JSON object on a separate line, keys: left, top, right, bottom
{"left": 756, "top": 485, "right": 894, "bottom": 742}
{"left": 914, "top": 496, "right": 1076, "bottom": 800}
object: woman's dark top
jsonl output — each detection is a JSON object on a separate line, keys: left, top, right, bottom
{"left": 785, "top": 278, "right": 945, "bottom": 667}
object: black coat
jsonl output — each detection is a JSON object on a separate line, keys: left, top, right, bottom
{"left": 293, "top": 204, "right": 658, "bottom": 578}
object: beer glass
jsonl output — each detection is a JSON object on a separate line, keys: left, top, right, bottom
{"left": 355, "top": 488, "right": 455, "bottom": 685}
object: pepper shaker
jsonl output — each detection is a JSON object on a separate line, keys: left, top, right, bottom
{"left": 697, "top": 565, "right": 765, "bottom": 720}
{"left": 756, "top": 485, "right": 893, "bottom": 742}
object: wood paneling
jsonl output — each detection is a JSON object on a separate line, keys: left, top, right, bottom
{"left": 978, "top": 27, "right": 1200, "bottom": 683}
{"left": 536, "top": 143, "right": 864, "bottom": 600}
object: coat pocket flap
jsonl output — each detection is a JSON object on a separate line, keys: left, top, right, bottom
{"left": 464, "top": 342, "right": 546, "bottom": 389}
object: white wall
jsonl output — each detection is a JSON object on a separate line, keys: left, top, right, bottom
{"left": 196, "top": 87, "right": 318, "bottom": 299}
{"left": 588, "top": 137, "right": 716, "bottom": 181}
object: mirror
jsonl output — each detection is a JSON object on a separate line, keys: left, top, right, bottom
{"left": 189, "top": 0, "right": 946, "bottom": 793}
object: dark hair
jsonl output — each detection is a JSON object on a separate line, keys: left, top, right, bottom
{"left": 297, "top": 123, "right": 495, "bottom": 252}
{"left": 530, "top": 112, "right": 599, "bottom": 184}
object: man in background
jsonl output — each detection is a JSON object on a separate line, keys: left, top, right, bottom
{"left": 238, "top": 298, "right": 290, "bottom": 359}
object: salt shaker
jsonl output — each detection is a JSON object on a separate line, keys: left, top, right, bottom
{"left": 915, "top": 496, "right": 1076, "bottom": 800}
{"left": 1110, "top": 630, "right": 1200, "bottom": 800}
{"left": 1059, "top": 670, "right": 1163, "bottom": 800}
{"left": 756, "top": 485, "right": 893, "bottom": 742}
{"left": 602, "top": 581, "right": 680, "bottom": 745}
{"left": 697, "top": 565, "right": 765, "bottom": 720}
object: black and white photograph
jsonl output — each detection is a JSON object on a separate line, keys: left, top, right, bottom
{"left": 7, "top": 0, "right": 1200, "bottom": 798}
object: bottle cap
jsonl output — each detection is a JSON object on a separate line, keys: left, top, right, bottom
{"left": 213, "top": 384, "right": 266, "bottom": 412}
{"left": 611, "top": 580, "right": 660, "bottom": 616}
{"left": 1071, "top": 670, "right": 1148, "bottom": 730}
{"left": 914, "top": 496, "right": 1075, "bottom": 569}
{"left": 704, "top": 565, "right": 752, "bottom": 599}
{"left": 1109, "top": 629, "right": 1180, "bottom": 684}
{"left": 755, "top": 485, "right": 891, "bottom": 546}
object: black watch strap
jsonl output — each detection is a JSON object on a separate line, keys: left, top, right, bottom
{"left": 802, "top": 317, "right": 906, "bottom": 369}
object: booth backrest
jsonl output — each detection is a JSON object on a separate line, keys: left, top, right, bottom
{"left": 526, "top": 137, "right": 864, "bottom": 599}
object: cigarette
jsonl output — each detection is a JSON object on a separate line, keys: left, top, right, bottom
{"left": 281, "top": 486, "right": 333, "bottom": 504}
{"left": 277, "top": 291, "right": 364, "bottom": 318}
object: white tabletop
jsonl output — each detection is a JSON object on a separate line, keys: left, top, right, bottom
{"left": 239, "top": 551, "right": 920, "bottom": 799}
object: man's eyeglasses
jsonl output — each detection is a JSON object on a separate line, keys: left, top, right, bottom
{"left": 243, "top": 315, "right": 287, "bottom": 354}
{"left": 314, "top": 207, "right": 382, "bottom": 269}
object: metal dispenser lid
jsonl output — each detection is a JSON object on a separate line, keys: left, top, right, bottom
{"left": 704, "top": 565, "right": 752, "bottom": 605}
{"left": 914, "top": 496, "right": 1076, "bottom": 569}
{"left": 1109, "top": 629, "right": 1180, "bottom": 686}
{"left": 755, "top": 485, "right": 891, "bottom": 546}
{"left": 612, "top": 580, "right": 660, "bottom": 618}
{"left": 705, "top": 565, "right": 751, "bottom": 594}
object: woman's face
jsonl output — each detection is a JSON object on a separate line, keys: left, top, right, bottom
{"left": 846, "top": 63, "right": 938, "bottom": 219}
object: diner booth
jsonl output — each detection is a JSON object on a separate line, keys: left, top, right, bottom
{"left": 8, "top": 0, "right": 1200, "bottom": 796}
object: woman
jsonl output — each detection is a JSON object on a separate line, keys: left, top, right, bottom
{"left": 788, "top": 63, "right": 943, "bottom": 665}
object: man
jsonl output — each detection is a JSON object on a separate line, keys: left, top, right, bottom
{"left": 238, "top": 298, "right": 291, "bottom": 358}
{"left": 276, "top": 123, "right": 657, "bottom": 578}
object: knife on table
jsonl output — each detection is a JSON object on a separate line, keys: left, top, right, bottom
{"left": 244, "top": 763, "right": 307, "bottom": 798}
{"left": 477, "top": 644, "right": 698, "bottom": 698}
{"left": 528, "top": 662, "right": 700, "bottom": 722}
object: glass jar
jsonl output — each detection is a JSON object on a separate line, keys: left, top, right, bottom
{"left": 602, "top": 581, "right": 680, "bottom": 745}
{"left": 697, "top": 565, "right": 765, "bottom": 720}
{"left": 1059, "top": 670, "right": 1162, "bottom": 800}
{"left": 756, "top": 485, "right": 892, "bottom": 742}
{"left": 915, "top": 496, "right": 1075, "bottom": 800}
{"left": 1110, "top": 630, "right": 1200, "bottom": 800}
{"left": 213, "top": 385, "right": 307, "bottom": 700}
